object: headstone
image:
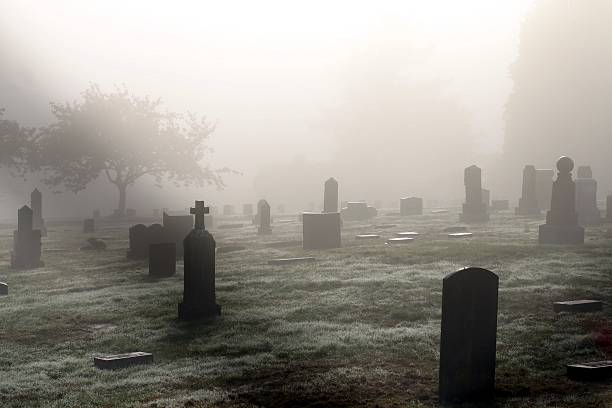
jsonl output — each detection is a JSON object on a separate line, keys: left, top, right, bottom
{"left": 163, "top": 212, "right": 194, "bottom": 255}
{"left": 539, "top": 157, "right": 585, "bottom": 244}
{"left": 11, "top": 206, "right": 43, "bottom": 269}
{"left": 323, "top": 177, "right": 339, "bottom": 213}
{"left": 302, "top": 212, "right": 341, "bottom": 250}
{"left": 439, "top": 267, "right": 498, "bottom": 404}
{"left": 400, "top": 197, "right": 423, "bottom": 216}
{"left": 149, "top": 242, "right": 176, "bottom": 278}
{"left": 395, "top": 232, "right": 419, "bottom": 237}
{"left": 341, "top": 201, "right": 377, "bottom": 221}
{"left": 553, "top": 300, "right": 602, "bottom": 313}
{"left": 258, "top": 200, "right": 272, "bottom": 235}
{"left": 448, "top": 232, "right": 473, "bottom": 238}
{"left": 30, "top": 188, "right": 47, "bottom": 237}
{"left": 356, "top": 234, "right": 380, "bottom": 239}
{"left": 491, "top": 200, "right": 509, "bottom": 211}
{"left": 608, "top": 195, "right": 612, "bottom": 222}
{"left": 460, "top": 165, "right": 489, "bottom": 222}
{"left": 515, "top": 165, "right": 540, "bottom": 216}
{"left": 268, "top": 257, "right": 316, "bottom": 265}
{"left": 223, "top": 204, "right": 235, "bottom": 216}
{"left": 387, "top": 237, "right": 414, "bottom": 244}
{"left": 481, "top": 188, "right": 490, "bottom": 209}
{"left": 575, "top": 165, "right": 601, "bottom": 225}
{"left": 242, "top": 203, "right": 253, "bottom": 216}
{"left": 179, "top": 201, "right": 220, "bottom": 320}
{"left": 0, "top": 282, "right": 7, "bottom": 296}
{"left": 535, "top": 169, "right": 554, "bottom": 211}
{"left": 567, "top": 361, "right": 612, "bottom": 381}
{"left": 83, "top": 218, "right": 95, "bottom": 233}
{"left": 94, "top": 352, "right": 153, "bottom": 370}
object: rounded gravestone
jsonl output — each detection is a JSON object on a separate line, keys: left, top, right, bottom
{"left": 557, "top": 156, "right": 574, "bottom": 174}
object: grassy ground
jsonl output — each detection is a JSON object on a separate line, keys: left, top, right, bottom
{"left": 0, "top": 210, "right": 611, "bottom": 407}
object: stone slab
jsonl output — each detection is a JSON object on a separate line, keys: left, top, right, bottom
{"left": 356, "top": 234, "right": 381, "bottom": 239}
{"left": 387, "top": 237, "right": 414, "bottom": 244}
{"left": 94, "top": 352, "right": 153, "bottom": 370}
{"left": 567, "top": 361, "right": 612, "bottom": 381}
{"left": 0, "top": 282, "right": 7, "bottom": 296}
{"left": 395, "top": 232, "right": 420, "bottom": 237}
{"left": 268, "top": 257, "right": 316, "bottom": 265}
{"left": 553, "top": 300, "right": 602, "bottom": 313}
{"left": 448, "top": 232, "right": 473, "bottom": 238}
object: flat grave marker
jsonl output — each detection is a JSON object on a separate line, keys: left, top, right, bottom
{"left": 553, "top": 300, "right": 602, "bottom": 313}
{"left": 94, "top": 352, "right": 153, "bottom": 370}
{"left": 395, "top": 232, "right": 420, "bottom": 237}
{"left": 0, "top": 282, "right": 7, "bottom": 296}
{"left": 387, "top": 237, "right": 414, "bottom": 244}
{"left": 356, "top": 234, "right": 381, "bottom": 240}
{"left": 448, "top": 232, "right": 473, "bottom": 238}
{"left": 567, "top": 361, "right": 612, "bottom": 381}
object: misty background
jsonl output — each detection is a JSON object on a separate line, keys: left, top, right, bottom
{"left": 1, "top": 0, "right": 609, "bottom": 219}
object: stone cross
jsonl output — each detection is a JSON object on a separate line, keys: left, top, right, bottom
{"left": 190, "top": 201, "right": 209, "bottom": 230}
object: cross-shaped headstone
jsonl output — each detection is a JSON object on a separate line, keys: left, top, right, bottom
{"left": 190, "top": 201, "right": 209, "bottom": 230}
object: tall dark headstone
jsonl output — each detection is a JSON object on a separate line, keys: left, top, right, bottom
{"left": 574, "top": 165, "right": 601, "bottom": 225}
{"left": 460, "top": 165, "right": 489, "bottom": 222}
{"left": 515, "top": 165, "right": 540, "bottom": 215}
{"left": 323, "top": 177, "right": 339, "bottom": 213}
{"left": 179, "top": 201, "right": 220, "bottom": 320}
{"left": 30, "top": 188, "right": 46, "bottom": 237}
{"left": 127, "top": 224, "right": 148, "bottom": 259}
{"left": 302, "top": 212, "right": 341, "bottom": 249}
{"left": 400, "top": 197, "right": 423, "bottom": 216}
{"left": 439, "top": 267, "right": 498, "bottom": 404}
{"left": 11, "top": 206, "right": 43, "bottom": 269}
{"left": 539, "top": 156, "right": 585, "bottom": 244}
{"left": 258, "top": 200, "right": 272, "bottom": 234}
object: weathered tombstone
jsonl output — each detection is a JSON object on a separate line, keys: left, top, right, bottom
{"left": 242, "top": 203, "right": 253, "bottom": 216}
{"left": 491, "top": 199, "right": 509, "bottom": 211}
{"left": 341, "top": 201, "right": 377, "bottom": 221}
{"left": 163, "top": 212, "right": 194, "bottom": 255}
{"left": 535, "top": 168, "right": 554, "bottom": 211}
{"left": 223, "top": 204, "right": 235, "bottom": 216}
{"left": 258, "top": 200, "right": 272, "bottom": 235}
{"left": 439, "top": 267, "right": 498, "bottom": 404}
{"left": 83, "top": 218, "right": 95, "bottom": 233}
{"left": 30, "top": 188, "right": 46, "bottom": 237}
{"left": 179, "top": 201, "right": 221, "bottom": 320}
{"left": 607, "top": 195, "right": 612, "bottom": 222}
{"left": 302, "top": 212, "right": 341, "bottom": 249}
{"left": 400, "top": 197, "right": 423, "bottom": 216}
{"left": 323, "top": 177, "right": 339, "bottom": 213}
{"left": 0, "top": 282, "right": 7, "bottom": 296}
{"left": 460, "top": 165, "right": 489, "bottom": 222}
{"left": 515, "top": 165, "right": 540, "bottom": 216}
{"left": 539, "top": 157, "right": 585, "bottom": 244}
{"left": 10, "top": 206, "right": 43, "bottom": 269}
{"left": 127, "top": 224, "right": 148, "bottom": 259}
{"left": 575, "top": 165, "right": 601, "bottom": 225}
{"left": 94, "top": 352, "right": 153, "bottom": 370}
{"left": 481, "top": 188, "right": 490, "bottom": 209}
{"left": 149, "top": 242, "right": 176, "bottom": 278}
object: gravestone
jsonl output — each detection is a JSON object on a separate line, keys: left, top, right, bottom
{"left": 163, "top": 212, "right": 194, "bottom": 255}
{"left": 607, "top": 195, "right": 612, "bottom": 222}
{"left": 223, "top": 204, "right": 235, "bottom": 216}
{"left": 83, "top": 218, "right": 95, "bottom": 233}
{"left": 323, "top": 177, "right": 339, "bottom": 213}
{"left": 387, "top": 237, "right": 413, "bottom": 244}
{"left": 149, "top": 242, "right": 176, "bottom": 278}
{"left": 460, "top": 165, "right": 489, "bottom": 222}
{"left": 400, "top": 197, "right": 423, "bottom": 216}
{"left": 127, "top": 224, "right": 168, "bottom": 259}
{"left": 258, "top": 200, "right": 272, "bottom": 234}
{"left": 302, "top": 212, "right": 341, "bottom": 249}
{"left": 567, "top": 361, "right": 612, "bottom": 381}
{"left": 341, "top": 201, "right": 377, "bottom": 221}
{"left": 0, "top": 282, "right": 7, "bottom": 296}
{"left": 491, "top": 199, "right": 509, "bottom": 211}
{"left": 553, "top": 300, "right": 602, "bottom": 313}
{"left": 94, "top": 352, "right": 153, "bottom": 370}
{"left": 11, "top": 206, "right": 43, "bottom": 269}
{"left": 535, "top": 169, "right": 554, "bottom": 211}
{"left": 515, "top": 165, "right": 540, "bottom": 215}
{"left": 179, "top": 201, "right": 221, "bottom": 320}
{"left": 539, "top": 157, "right": 585, "bottom": 244}
{"left": 439, "top": 267, "right": 498, "bottom": 404}
{"left": 481, "top": 188, "right": 490, "bottom": 209}
{"left": 30, "top": 188, "right": 47, "bottom": 237}
{"left": 575, "top": 165, "right": 601, "bottom": 225}
{"left": 243, "top": 203, "right": 253, "bottom": 216}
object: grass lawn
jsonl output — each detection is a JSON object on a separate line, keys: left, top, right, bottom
{"left": 0, "top": 210, "right": 611, "bottom": 407}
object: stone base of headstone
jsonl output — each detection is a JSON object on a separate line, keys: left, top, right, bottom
{"left": 302, "top": 212, "right": 341, "bottom": 250}
{"left": 553, "top": 300, "right": 602, "bottom": 313}
{"left": 459, "top": 211, "right": 489, "bottom": 222}
{"left": 149, "top": 243, "right": 176, "bottom": 278}
{"left": 0, "top": 282, "right": 7, "bottom": 296}
{"left": 567, "top": 361, "right": 612, "bottom": 381}
{"left": 538, "top": 224, "right": 584, "bottom": 245}
{"left": 94, "top": 352, "right": 153, "bottom": 370}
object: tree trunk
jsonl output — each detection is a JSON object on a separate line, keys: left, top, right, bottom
{"left": 116, "top": 183, "right": 127, "bottom": 218}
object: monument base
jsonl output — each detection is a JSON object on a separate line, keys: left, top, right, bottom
{"left": 178, "top": 302, "right": 221, "bottom": 321}
{"left": 538, "top": 224, "right": 584, "bottom": 245}
{"left": 459, "top": 212, "right": 489, "bottom": 223}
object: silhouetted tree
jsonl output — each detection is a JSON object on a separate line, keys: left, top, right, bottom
{"left": 505, "top": 0, "right": 612, "bottom": 183}
{"left": 0, "top": 108, "right": 32, "bottom": 172}
{"left": 34, "top": 85, "right": 228, "bottom": 216}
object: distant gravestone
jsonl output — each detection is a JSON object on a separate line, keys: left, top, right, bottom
{"left": 575, "top": 165, "right": 601, "bottom": 225}
{"left": 178, "top": 201, "right": 220, "bottom": 320}
{"left": 243, "top": 203, "right": 253, "bottom": 216}
{"left": 94, "top": 352, "right": 153, "bottom": 370}
{"left": 323, "top": 177, "right": 339, "bottom": 213}
{"left": 515, "top": 165, "right": 540, "bottom": 216}
{"left": 30, "top": 188, "right": 47, "bottom": 237}
{"left": 387, "top": 237, "right": 413, "bottom": 244}
{"left": 11, "top": 206, "right": 43, "bottom": 269}
{"left": 356, "top": 234, "right": 380, "bottom": 240}
{"left": 460, "top": 165, "right": 489, "bottom": 222}
{"left": 553, "top": 300, "right": 602, "bottom": 313}
{"left": 539, "top": 157, "right": 585, "bottom": 244}
{"left": 127, "top": 224, "right": 148, "bottom": 259}
{"left": 163, "top": 212, "right": 194, "bottom": 255}
{"left": 567, "top": 361, "right": 612, "bottom": 381}
{"left": 302, "top": 212, "right": 341, "bottom": 250}
{"left": 83, "top": 218, "right": 95, "bottom": 233}
{"left": 439, "top": 267, "right": 498, "bottom": 404}
{"left": 535, "top": 169, "right": 554, "bottom": 211}
{"left": 0, "top": 282, "right": 7, "bottom": 296}
{"left": 341, "top": 201, "right": 377, "bottom": 221}
{"left": 149, "top": 243, "right": 176, "bottom": 278}
{"left": 258, "top": 200, "right": 272, "bottom": 235}
{"left": 400, "top": 197, "right": 423, "bottom": 216}
{"left": 223, "top": 204, "right": 235, "bottom": 216}
{"left": 607, "top": 195, "right": 612, "bottom": 222}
